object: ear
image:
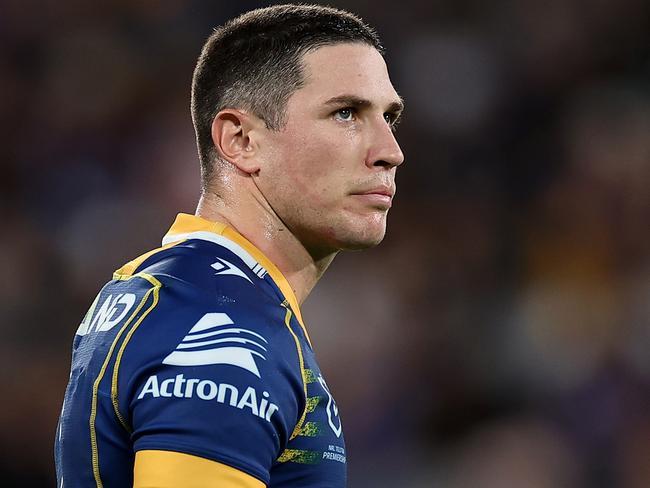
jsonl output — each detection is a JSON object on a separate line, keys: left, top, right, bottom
{"left": 211, "top": 109, "right": 261, "bottom": 174}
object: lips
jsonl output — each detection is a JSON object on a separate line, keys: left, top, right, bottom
{"left": 357, "top": 187, "right": 394, "bottom": 198}
{"left": 350, "top": 185, "right": 395, "bottom": 208}
{"left": 352, "top": 185, "right": 395, "bottom": 198}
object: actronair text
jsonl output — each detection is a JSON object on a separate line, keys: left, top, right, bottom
{"left": 137, "top": 374, "right": 279, "bottom": 422}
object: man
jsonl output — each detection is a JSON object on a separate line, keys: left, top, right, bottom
{"left": 55, "top": 4, "right": 404, "bottom": 487}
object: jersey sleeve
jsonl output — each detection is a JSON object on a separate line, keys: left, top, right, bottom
{"left": 133, "top": 450, "right": 266, "bottom": 488}
{"left": 116, "top": 275, "right": 304, "bottom": 485}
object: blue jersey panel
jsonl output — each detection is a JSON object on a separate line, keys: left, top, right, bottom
{"left": 55, "top": 225, "right": 347, "bottom": 488}
{"left": 121, "top": 274, "right": 304, "bottom": 483}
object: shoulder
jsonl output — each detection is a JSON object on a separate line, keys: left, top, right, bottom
{"left": 109, "top": 243, "right": 304, "bottom": 477}
{"left": 105, "top": 238, "right": 277, "bottom": 325}
{"left": 76, "top": 233, "right": 307, "bottom": 481}
{"left": 111, "top": 238, "right": 301, "bottom": 397}
{"left": 118, "top": 238, "right": 265, "bottom": 300}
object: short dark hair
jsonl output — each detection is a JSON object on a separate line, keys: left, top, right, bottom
{"left": 191, "top": 4, "right": 384, "bottom": 185}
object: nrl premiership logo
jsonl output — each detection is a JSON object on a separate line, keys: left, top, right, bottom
{"left": 318, "top": 375, "right": 342, "bottom": 438}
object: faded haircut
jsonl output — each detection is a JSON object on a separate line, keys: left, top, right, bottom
{"left": 191, "top": 4, "right": 384, "bottom": 186}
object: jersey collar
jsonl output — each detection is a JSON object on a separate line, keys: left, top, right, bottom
{"left": 163, "top": 213, "right": 311, "bottom": 346}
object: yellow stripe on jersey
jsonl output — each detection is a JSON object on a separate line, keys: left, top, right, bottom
{"left": 164, "top": 213, "right": 313, "bottom": 348}
{"left": 110, "top": 273, "right": 163, "bottom": 433}
{"left": 89, "top": 274, "right": 162, "bottom": 488}
{"left": 113, "top": 240, "right": 185, "bottom": 279}
{"left": 279, "top": 304, "right": 309, "bottom": 441}
{"left": 221, "top": 225, "right": 313, "bottom": 348}
{"left": 133, "top": 450, "right": 266, "bottom": 488}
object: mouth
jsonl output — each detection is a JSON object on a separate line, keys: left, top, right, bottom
{"left": 350, "top": 185, "right": 395, "bottom": 209}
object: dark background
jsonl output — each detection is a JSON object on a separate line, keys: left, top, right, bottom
{"left": 1, "top": 0, "right": 649, "bottom": 486}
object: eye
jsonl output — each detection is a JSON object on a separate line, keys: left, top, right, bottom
{"left": 384, "top": 112, "right": 401, "bottom": 131}
{"left": 334, "top": 107, "right": 355, "bottom": 121}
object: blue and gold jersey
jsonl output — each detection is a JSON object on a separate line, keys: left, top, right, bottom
{"left": 55, "top": 214, "right": 346, "bottom": 487}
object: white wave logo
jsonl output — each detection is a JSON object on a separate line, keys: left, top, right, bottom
{"left": 163, "top": 313, "right": 268, "bottom": 377}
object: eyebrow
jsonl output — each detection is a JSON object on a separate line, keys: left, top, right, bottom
{"left": 323, "top": 94, "right": 404, "bottom": 115}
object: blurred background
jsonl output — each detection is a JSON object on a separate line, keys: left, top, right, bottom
{"left": 1, "top": 0, "right": 649, "bottom": 486}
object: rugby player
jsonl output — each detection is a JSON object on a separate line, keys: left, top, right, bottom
{"left": 55, "top": 4, "right": 404, "bottom": 487}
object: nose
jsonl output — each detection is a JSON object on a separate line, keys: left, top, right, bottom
{"left": 366, "top": 117, "right": 405, "bottom": 169}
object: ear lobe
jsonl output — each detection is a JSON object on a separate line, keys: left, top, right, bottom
{"left": 211, "top": 109, "right": 260, "bottom": 174}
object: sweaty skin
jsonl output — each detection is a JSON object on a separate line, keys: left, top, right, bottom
{"left": 198, "top": 42, "right": 405, "bottom": 306}
{"left": 138, "top": 42, "right": 405, "bottom": 487}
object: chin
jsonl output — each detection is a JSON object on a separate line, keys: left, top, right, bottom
{"left": 299, "top": 212, "right": 388, "bottom": 254}
{"left": 334, "top": 219, "right": 388, "bottom": 251}
{"left": 339, "top": 237, "right": 385, "bottom": 251}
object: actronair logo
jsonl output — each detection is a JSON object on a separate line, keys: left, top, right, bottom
{"left": 137, "top": 374, "right": 279, "bottom": 422}
{"left": 163, "top": 313, "right": 267, "bottom": 377}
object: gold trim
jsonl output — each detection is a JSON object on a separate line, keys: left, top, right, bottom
{"left": 221, "top": 226, "right": 313, "bottom": 348}
{"left": 164, "top": 213, "right": 313, "bottom": 348}
{"left": 110, "top": 273, "right": 162, "bottom": 432}
{"left": 89, "top": 274, "right": 161, "bottom": 488}
{"left": 280, "top": 303, "right": 308, "bottom": 441}
{"left": 113, "top": 241, "right": 184, "bottom": 279}
{"left": 134, "top": 450, "right": 265, "bottom": 488}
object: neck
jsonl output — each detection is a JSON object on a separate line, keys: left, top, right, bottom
{"left": 196, "top": 189, "right": 337, "bottom": 305}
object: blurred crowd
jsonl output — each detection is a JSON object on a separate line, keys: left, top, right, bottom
{"left": 1, "top": 1, "right": 649, "bottom": 486}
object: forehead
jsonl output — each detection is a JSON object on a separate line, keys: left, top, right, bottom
{"left": 292, "top": 43, "right": 400, "bottom": 107}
